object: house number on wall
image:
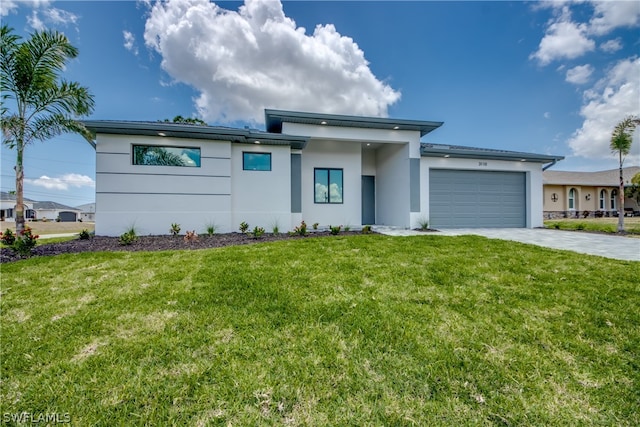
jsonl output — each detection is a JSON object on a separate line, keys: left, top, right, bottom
{"left": 478, "top": 162, "right": 488, "bottom": 167}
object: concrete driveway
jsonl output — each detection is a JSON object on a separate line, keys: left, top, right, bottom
{"left": 373, "top": 226, "right": 640, "bottom": 261}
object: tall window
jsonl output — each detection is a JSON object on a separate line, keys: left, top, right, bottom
{"left": 599, "top": 190, "right": 606, "bottom": 210}
{"left": 133, "top": 145, "right": 200, "bottom": 167}
{"left": 568, "top": 188, "right": 576, "bottom": 210}
{"left": 243, "top": 152, "right": 271, "bottom": 171}
{"left": 314, "top": 168, "right": 343, "bottom": 204}
{"left": 610, "top": 189, "right": 617, "bottom": 210}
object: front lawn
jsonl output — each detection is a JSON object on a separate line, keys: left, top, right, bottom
{"left": 1, "top": 235, "right": 638, "bottom": 425}
{"left": 545, "top": 217, "right": 640, "bottom": 234}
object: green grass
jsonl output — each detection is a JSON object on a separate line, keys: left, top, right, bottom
{"left": 545, "top": 217, "right": 640, "bottom": 234}
{"left": 1, "top": 235, "right": 638, "bottom": 425}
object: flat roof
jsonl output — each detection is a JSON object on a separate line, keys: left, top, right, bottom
{"left": 83, "top": 120, "right": 309, "bottom": 149}
{"left": 421, "top": 143, "right": 564, "bottom": 163}
{"left": 265, "top": 109, "right": 443, "bottom": 137}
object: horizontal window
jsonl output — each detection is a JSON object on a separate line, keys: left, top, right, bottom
{"left": 133, "top": 145, "right": 201, "bottom": 167}
{"left": 315, "top": 168, "right": 343, "bottom": 204}
{"left": 243, "top": 152, "right": 271, "bottom": 171}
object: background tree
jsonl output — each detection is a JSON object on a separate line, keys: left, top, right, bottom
{"left": 610, "top": 116, "right": 640, "bottom": 232}
{"left": 1, "top": 25, "right": 94, "bottom": 235}
{"left": 162, "top": 115, "right": 207, "bottom": 126}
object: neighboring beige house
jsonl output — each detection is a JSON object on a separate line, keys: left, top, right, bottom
{"left": 543, "top": 166, "right": 640, "bottom": 218}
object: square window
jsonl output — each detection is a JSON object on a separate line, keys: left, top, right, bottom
{"left": 243, "top": 152, "right": 272, "bottom": 171}
{"left": 314, "top": 168, "right": 343, "bottom": 203}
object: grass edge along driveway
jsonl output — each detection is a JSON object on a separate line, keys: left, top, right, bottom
{"left": 1, "top": 234, "right": 638, "bottom": 426}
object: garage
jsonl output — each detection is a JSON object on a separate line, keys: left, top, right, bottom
{"left": 58, "top": 211, "right": 78, "bottom": 222}
{"left": 429, "top": 169, "right": 526, "bottom": 228}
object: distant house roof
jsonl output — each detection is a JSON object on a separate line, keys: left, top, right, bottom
{"left": 76, "top": 202, "right": 96, "bottom": 213}
{"left": 421, "top": 143, "right": 564, "bottom": 164}
{"left": 265, "top": 109, "right": 443, "bottom": 137}
{"left": 543, "top": 166, "right": 640, "bottom": 186}
{"left": 0, "top": 191, "right": 34, "bottom": 202}
{"left": 32, "top": 201, "right": 80, "bottom": 211}
{"left": 83, "top": 120, "right": 309, "bottom": 150}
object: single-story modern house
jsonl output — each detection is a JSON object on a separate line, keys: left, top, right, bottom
{"left": 0, "top": 192, "right": 82, "bottom": 222}
{"left": 543, "top": 166, "right": 640, "bottom": 218}
{"left": 0, "top": 192, "right": 35, "bottom": 222}
{"left": 76, "top": 202, "right": 96, "bottom": 222}
{"left": 31, "top": 201, "right": 82, "bottom": 222}
{"left": 85, "top": 109, "right": 563, "bottom": 236}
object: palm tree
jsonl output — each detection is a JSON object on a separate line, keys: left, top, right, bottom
{"left": 1, "top": 25, "right": 94, "bottom": 235}
{"left": 610, "top": 116, "right": 640, "bottom": 232}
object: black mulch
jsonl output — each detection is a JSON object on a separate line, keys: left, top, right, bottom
{"left": 0, "top": 231, "right": 365, "bottom": 263}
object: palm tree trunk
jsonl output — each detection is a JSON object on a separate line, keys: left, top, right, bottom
{"left": 618, "top": 151, "right": 624, "bottom": 233}
{"left": 15, "top": 143, "right": 25, "bottom": 235}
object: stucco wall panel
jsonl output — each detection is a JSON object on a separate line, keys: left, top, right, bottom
{"left": 300, "top": 139, "right": 361, "bottom": 227}
{"left": 231, "top": 144, "right": 291, "bottom": 230}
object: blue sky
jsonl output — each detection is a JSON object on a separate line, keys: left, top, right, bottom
{"left": 1, "top": 0, "right": 639, "bottom": 207}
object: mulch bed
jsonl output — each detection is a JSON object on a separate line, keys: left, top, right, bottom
{"left": 0, "top": 231, "right": 364, "bottom": 263}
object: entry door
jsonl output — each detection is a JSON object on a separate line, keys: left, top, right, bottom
{"left": 362, "top": 175, "right": 375, "bottom": 225}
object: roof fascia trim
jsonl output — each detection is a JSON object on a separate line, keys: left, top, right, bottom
{"left": 421, "top": 146, "right": 564, "bottom": 163}
{"left": 83, "top": 121, "right": 308, "bottom": 149}
{"left": 265, "top": 109, "right": 443, "bottom": 137}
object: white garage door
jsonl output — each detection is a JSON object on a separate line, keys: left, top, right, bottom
{"left": 429, "top": 169, "right": 526, "bottom": 228}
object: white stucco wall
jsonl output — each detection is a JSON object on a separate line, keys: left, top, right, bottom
{"left": 95, "top": 134, "right": 233, "bottom": 236}
{"left": 376, "top": 143, "right": 411, "bottom": 227}
{"left": 420, "top": 157, "right": 545, "bottom": 228}
{"left": 283, "top": 122, "right": 420, "bottom": 144}
{"left": 300, "top": 139, "right": 362, "bottom": 227}
{"left": 231, "top": 144, "right": 291, "bottom": 231}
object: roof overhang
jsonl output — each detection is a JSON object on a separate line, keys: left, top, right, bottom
{"left": 83, "top": 120, "right": 309, "bottom": 149}
{"left": 421, "top": 143, "right": 564, "bottom": 164}
{"left": 265, "top": 109, "right": 443, "bottom": 137}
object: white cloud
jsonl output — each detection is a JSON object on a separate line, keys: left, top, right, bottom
{"left": 0, "top": 0, "right": 50, "bottom": 17}
{"left": 530, "top": 7, "right": 595, "bottom": 66}
{"left": 143, "top": 0, "right": 400, "bottom": 124}
{"left": 567, "top": 57, "right": 640, "bottom": 162}
{"left": 565, "top": 64, "right": 594, "bottom": 85}
{"left": 26, "top": 174, "right": 95, "bottom": 191}
{"left": 600, "top": 38, "right": 622, "bottom": 53}
{"left": 123, "top": 30, "right": 138, "bottom": 55}
{"left": 589, "top": 1, "right": 640, "bottom": 35}
{"left": 43, "top": 7, "right": 78, "bottom": 26}
{"left": 27, "top": 9, "right": 45, "bottom": 31}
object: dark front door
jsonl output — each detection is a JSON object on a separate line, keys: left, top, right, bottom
{"left": 362, "top": 175, "right": 375, "bottom": 225}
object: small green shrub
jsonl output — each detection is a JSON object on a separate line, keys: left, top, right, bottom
{"left": 417, "top": 217, "right": 430, "bottom": 231}
{"left": 119, "top": 227, "right": 138, "bottom": 246}
{"left": 239, "top": 221, "right": 249, "bottom": 233}
{"left": 343, "top": 225, "right": 351, "bottom": 232}
{"left": 11, "top": 227, "right": 39, "bottom": 257}
{"left": 329, "top": 225, "right": 342, "bottom": 235}
{"left": 312, "top": 222, "right": 319, "bottom": 230}
{"left": 1, "top": 229, "right": 16, "bottom": 246}
{"left": 78, "top": 229, "right": 92, "bottom": 240}
{"left": 170, "top": 223, "right": 181, "bottom": 236}
{"left": 361, "top": 225, "right": 372, "bottom": 234}
{"left": 205, "top": 223, "right": 216, "bottom": 236}
{"left": 251, "top": 226, "right": 265, "bottom": 239}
